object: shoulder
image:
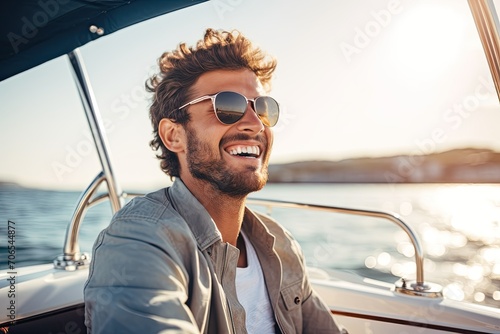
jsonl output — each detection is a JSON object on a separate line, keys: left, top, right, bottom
{"left": 113, "top": 188, "right": 172, "bottom": 223}
{"left": 99, "top": 188, "right": 197, "bottom": 253}
{"left": 87, "top": 188, "right": 201, "bottom": 288}
{"left": 111, "top": 188, "right": 184, "bottom": 228}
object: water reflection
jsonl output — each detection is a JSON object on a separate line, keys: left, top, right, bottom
{"left": 255, "top": 183, "right": 500, "bottom": 308}
{"left": 1, "top": 183, "right": 499, "bottom": 308}
{"left": 366, "top": 184, "right": 500, "bottom": 306}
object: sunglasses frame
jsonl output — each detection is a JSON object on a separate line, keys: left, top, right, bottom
{"left": 177, "top": 91, "right": 279, "bottom": 127}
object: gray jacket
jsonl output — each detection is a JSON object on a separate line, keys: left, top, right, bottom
{"left": 84, "top": 179, "right": 343, "bottom": 333}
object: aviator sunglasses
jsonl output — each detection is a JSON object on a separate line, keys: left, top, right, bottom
{"left": 177, "top": 91, "right": 280, "bottom": 127}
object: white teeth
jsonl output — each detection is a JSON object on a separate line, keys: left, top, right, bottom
{"left": 228, "top": 146, "right": 260, "bottom": 156}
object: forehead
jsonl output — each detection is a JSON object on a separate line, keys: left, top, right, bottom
{"left": 190, "top": 69, "right": 265, "bottom": 97}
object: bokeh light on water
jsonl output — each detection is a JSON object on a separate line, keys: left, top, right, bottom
{"left": 253, "top": 183, "right": 500, "bottom": 308}
{"left": 361, "top": 184, "right": 500, "bottom": 307}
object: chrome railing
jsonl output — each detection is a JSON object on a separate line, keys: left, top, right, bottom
{"left": 247, "top": 198, "right": 442, "bottom": 298}
{"left": 54, "top": 172, "right": 107, "bottom": 271}
{"left": 68, "top": 49, "right": 123, "bottom": 214}
{"left": 54, "top": 173, "right": 138, "bottom": 271}
{"left": 55, "top": 184, "right": 442, "bottom": 298}
{"left": 54, "top": 47, "right": 125, "bottom": 270}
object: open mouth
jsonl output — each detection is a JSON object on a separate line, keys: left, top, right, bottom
{"left": 226, "top": 145, "right": 260, "bottom": 158}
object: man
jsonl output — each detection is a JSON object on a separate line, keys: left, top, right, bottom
{"left": 84, "top": 28, "right": 345, "bottom": 333}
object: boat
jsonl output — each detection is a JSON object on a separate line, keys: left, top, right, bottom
{"left": 1, "top": 0, "right": 499, "bottom": 333}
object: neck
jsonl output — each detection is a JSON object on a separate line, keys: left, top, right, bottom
{"left": 182, "top": 178, "right": 247, "bottom": 246}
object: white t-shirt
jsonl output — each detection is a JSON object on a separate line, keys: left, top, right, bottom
{"left": 235, "top": 232, "right": 276, "bottom": 333}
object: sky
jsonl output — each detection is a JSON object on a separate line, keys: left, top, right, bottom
{"left": 2, "top": 0, "right": 500, "bottom": 190}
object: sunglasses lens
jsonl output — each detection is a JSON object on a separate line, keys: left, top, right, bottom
{"left": 214, "top": 91, "right": 247, "bottom": 124}
{"left": 214, "top": 91, "right": 280, "bottom": 127}
{"left": 255, "top": 96, "right": 279, "bottom": 127}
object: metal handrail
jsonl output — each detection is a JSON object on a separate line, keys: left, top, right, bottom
{"left": 63, "top": 172, "right": 106, "bottom": 257}
{"left": 54, "top": 172, "right": 106, "bottom": 270}
{"left": 55, "top": 48, "right": 125, "bottom": 270}
{"left": 68, "top": 49, "right": 123, "bottom": 214}
{"left": 247, "top": 198, "right": 442, "bottom": 297}
{"left": 54, "top": 179, "right": 139, "bottom": 270}
{"left": 54, "top": 182, "right": 441, "bottom": 297}
{"left": 247, "top": 199, "right": 423, "bottom": 283}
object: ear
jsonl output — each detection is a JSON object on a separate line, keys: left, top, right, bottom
{"left": 158, "top": 118, "right": 186, "bottom": 153}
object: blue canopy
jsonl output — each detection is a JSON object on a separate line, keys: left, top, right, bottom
{"left": 0, "top": 0, "right": 207, "bottom": 81}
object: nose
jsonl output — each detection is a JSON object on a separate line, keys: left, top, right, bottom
{"left": 236, "top": 101, "right": 265, "bottom": 133}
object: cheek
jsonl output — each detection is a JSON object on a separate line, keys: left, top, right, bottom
{"left": 206, "top": 130, "right": 225, "bottom": 148}
{"left": 266, "top": 129, "right": 274, "bottom": 148}
{"left": 189, "top": 125, "right": 226, "bottom": 151}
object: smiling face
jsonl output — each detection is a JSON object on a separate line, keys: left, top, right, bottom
{"left": 175, "top": 68, "right": 274, "bottom": 197}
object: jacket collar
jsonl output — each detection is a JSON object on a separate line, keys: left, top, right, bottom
{"left": 167, "top": 178, "right": 222, "bottom": 251}
{"left": 167, "top": 179, "right": 277, "bottom": 256}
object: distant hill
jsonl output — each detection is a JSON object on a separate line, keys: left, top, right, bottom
{"left": 0, "top": 181, "right": 23, "bottom": 188}
{"left": 268, "top": 148, "right": 500, "bottom": 183}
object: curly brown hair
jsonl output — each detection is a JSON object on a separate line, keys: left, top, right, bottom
{"left": 146, "top": 28, "right": 277, "bottom": 177}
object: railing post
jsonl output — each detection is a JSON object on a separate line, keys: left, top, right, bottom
{"left": 68, "top": 49, "right": 122, "bottom": 213}
{"left": 247, "top": 198, "right": 443, "bottom": 298}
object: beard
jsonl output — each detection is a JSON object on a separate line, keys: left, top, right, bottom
{"left": 185, "top": 129, "right": 270, "bottom": 198}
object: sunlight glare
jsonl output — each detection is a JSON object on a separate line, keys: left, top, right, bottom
{"left": 493, "top": 291, "right": 500, "bottom": 301}
{"left": 466, "top": 264, "right": 485, "bottom": 282}
{"left": 365, "top": 256, "right": 377, "bottom": 269}
{"left": 480, "top": 247, "right": 500, "bottom": 264}
{"left": 474, "top": 292, "right": 486, "bottom": 303}
{"left": 389, "top": 3, "right": 465, "bottom": 81}
{"left": 377, "top": 252, "right": 392, "bottom": 266}
{"left": 397, "top": 241, "right": 415, "bottom": 257}
{"left": 428, "top": 185, "right": 500, "bottom": 244}
{"left": 443, "top": 282, "right": 465, "bottom": 301}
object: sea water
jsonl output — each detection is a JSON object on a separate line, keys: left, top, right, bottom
{"left": 1, "top": 183, "right": 499, "bottom": 308}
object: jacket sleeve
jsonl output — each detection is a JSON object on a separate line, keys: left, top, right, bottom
{"left": 84, "top": 216, "right": 208, "bottom": 334}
